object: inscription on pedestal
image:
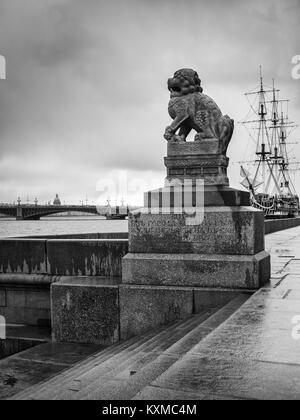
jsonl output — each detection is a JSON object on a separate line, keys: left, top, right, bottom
{"left": 128, "top": 208, "right": 265, "bottom": 256}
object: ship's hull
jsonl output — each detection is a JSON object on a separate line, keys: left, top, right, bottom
{"left": 252, "top": 193, "right": 299, "bottom": 219}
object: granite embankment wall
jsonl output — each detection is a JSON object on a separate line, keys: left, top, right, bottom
{"left": 25, "top": 232, "right": 128, "bottom": 240}
{"left": 0, "top": 236, "right": 128, "bottom": 326}
{"left": 264, "top": 217, "right": 300, "bottom": 234}
{"left": 0, "top": 219, "right": 299, "bottom": 327}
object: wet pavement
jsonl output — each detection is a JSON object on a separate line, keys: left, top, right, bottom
{"left": 135, "top": 226, "right": 300, "bottom": 400}
{"left": 0, "top": 343, "right": 102, "bottom": 399}
{"left": 3, "top": 226, "right": 300, "bottom": 400}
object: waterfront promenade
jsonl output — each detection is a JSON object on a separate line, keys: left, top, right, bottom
{"left": 135, "top": 227, "right": 300, "bottom": 400}
{"left": 1, "top": 225, "right": 299, "bottom": 400}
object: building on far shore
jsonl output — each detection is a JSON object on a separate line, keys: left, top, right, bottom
{"left": 53, "top": 194, "right": 61, "bottom": 206}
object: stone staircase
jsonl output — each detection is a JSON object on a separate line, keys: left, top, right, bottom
{"left": 11, "top": 294, "right": 249, "bottom": 400}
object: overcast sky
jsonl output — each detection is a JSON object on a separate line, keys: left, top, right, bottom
{"left": 0, "top": 0, "right": 299, "bottom": 205}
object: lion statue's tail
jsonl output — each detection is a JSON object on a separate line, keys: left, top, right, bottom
{"left": 218, "top": 115, "right": 234, "bottom": 155}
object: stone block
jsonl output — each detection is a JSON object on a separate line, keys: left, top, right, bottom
{"left": 122, "top": 251, "right": 270, "bottom": 289}
{"left": 0, "top": 283, "right": 51, "bottom": 326}
{"left": 47, "top": 239, "right": 128, "bottom": 276}
{"left": 144, "top": 185, "right": 250, "bottom": 208}
{"left": 6, "top": 289, "right": 26, "bottom": 307}
{"left": 51, "top": 277, "right": 120, "bottom": 345}
{"left": 193, "top": 289, "right": 243, "bottom": 313}
{"left": 25, "top": 290, "right": 50, "bottom": 309}
{"left": 167, "top": 139, "right": 225, "bottom": 156}
{"left": 0, "top": 239, "right": 47, "bottom": 274}
{"left": 164, "top": 153, "right": 229, "bottom": 185}
{"left": 128, "top": 207, "right": 264, "bottom": 255}
{"left": 119, "top": 284, "right": 193, "bottom": 340}
{"left": 0, "top": 290, "right": 6, "bottom": 307}
{"left": 98, "top": 232, "right": 129, "bottom": 239}
{"left": 0, "top": 306, "right": 51, "bottom": 326}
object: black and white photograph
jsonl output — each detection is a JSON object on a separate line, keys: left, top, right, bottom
{"left": 0, "top": 0, "right": 300, "bottom": 405}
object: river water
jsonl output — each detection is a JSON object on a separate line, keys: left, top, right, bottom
{"left": 0, "top": 217, "right": 128, "bottom": 238}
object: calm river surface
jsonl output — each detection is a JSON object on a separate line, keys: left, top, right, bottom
{"left": 0, "top": 216, "right": 128, "bottom": 238}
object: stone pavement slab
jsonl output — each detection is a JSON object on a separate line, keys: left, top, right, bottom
{"left": 150, "top": 353, "right": 300, "bottom": 400}
{"left": 0, "top": 342, "right": 102, "bottom": 399}
{"left": 141, "top": 225, "right": 300, "bottom": 400}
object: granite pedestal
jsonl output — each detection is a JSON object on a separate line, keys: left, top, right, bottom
{"left": 119, "top": 137, "right": 271, "bottom": 338}
{"left": 51, "top": 69, "right": 272, "bottom": 343}
{"left": 123, "top": 196, "right": 270, "bottom": 286}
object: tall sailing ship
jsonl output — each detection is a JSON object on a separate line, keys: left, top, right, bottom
{"left": 239, "top": 68, "right": 299, "bottom": 218}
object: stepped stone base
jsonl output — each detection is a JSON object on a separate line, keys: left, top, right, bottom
{"left": 51, "top": 277, "right": 120, "bottom": 345}
{"left": 144, "top": 185, "right": 250, "bottom": 208}
{"left": 119, "top": 284, "right": 248, "bottom": 340}
{"left": 119, "top": 284, "right": 193, "bottom": 340}
{"left": 49, "top": 185, "right": 270, "bottom": 344}
{"left": 50, "top": 278, "right": 248, "bottom": 344}
{"left": 125, "top": 204, "right": 270, "bottom": 291}
{"left": 122, "top": 251, "right": 270, "bottom": 289}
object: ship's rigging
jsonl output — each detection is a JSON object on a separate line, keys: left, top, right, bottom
{"left": 239, "top": 67, "right": 299, "bottom": 218}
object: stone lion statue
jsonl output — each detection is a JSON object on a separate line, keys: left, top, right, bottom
{"left": 164, "top": 68, "right": 234, "bottom": 154}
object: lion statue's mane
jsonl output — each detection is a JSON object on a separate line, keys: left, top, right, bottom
{"left": 164, "top": 68, "right": 234, "bottom": 155}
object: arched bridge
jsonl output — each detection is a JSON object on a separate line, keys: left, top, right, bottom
{"left": 0, "top": 204, "right": 131, "bottom": 221}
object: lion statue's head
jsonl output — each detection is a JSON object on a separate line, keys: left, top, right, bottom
{"left": 167, "top": 68, "right": 203, "bottom": 98}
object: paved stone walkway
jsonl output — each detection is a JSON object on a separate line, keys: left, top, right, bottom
{"left": 135, "top": 226, "right": 300, "bottom": 400}
{"left": 0, "top": 343, "right": 102, "bottom": 399}
{"left": 6, "top": 226, "right": 300, "bottom": 400}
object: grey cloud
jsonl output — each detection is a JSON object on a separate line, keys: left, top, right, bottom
{"left": 0, "top": 0, "right": 299, "bottom": 203}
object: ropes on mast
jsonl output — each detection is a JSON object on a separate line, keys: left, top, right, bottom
{"left": 239, "top": 67, "right": 299, "bottom": 217}
{"left": 251, "top": 195, "right": 275, "bottom": 210}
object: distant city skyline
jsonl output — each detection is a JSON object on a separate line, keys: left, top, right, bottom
{"left": 0, "top": 192, "right": 130, "bottom": 206}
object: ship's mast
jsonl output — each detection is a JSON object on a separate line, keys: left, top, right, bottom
{"left": 239, "top": 68, "right": 299, "bottom": 216}
{"left": 257, "top": 68, "right": 269, "bottom": 191}
{"left": 242, "top": 67, "right": 275, "bottom": 193}
{"left": 266, "top": 79, "right": 284, "bottom": 195}
{"left": 277, "top": 108, "right": 297, "bottom": 196}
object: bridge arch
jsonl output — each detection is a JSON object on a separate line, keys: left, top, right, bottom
{"left": 0, "top": 205, "right": 129, "bottom": 220}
